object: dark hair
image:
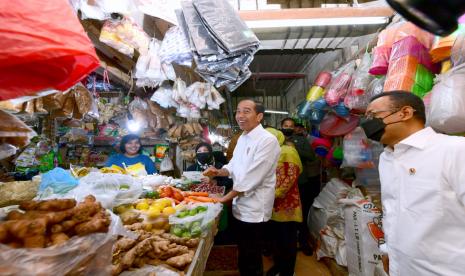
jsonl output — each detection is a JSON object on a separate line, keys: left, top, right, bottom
{"left": 120, "top": 134, "right": 142, "bottom": 154}
{"left": 195, "top": 142, "right": 213, "bottom": 153}
{"left": 281, "top": 117, "right": 295, "bottom": 127}
{"left": 370, "top": 91, "right": 426, "bottom": 123}
{"left": 239, "top": 98, "right": 265, "bottom": 115}
{"left": 295, "top": 123, "right": 305, "bottom": 128}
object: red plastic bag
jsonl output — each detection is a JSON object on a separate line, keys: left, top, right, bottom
{"left": 0, "top": 0, "right": 100, "bottom": 101}
{"left": 324, "top": 61, "right": 355, "bottom": 106}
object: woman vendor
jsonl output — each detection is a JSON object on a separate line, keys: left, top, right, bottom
{"left": 186, "top": 142, "right": 232, "bottom": 190}
{"left": 106, "top": 134, "right": 156, "bottom": 174}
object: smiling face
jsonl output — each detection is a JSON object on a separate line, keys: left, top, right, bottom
{"left": 235, "top": 100, "right": 263, "bottom": 132}
{"left": 124, "top": 139, "right": 141, "bottom": 156}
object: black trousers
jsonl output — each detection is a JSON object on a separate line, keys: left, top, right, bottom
{"left": 298, "top": 175, "right": 321, "bottom": 247}
{"left": 268, "top": 221, "right": 298, "bottom": 276}
{"left": 234, "top": 218, "right": 265, "bottom": 276}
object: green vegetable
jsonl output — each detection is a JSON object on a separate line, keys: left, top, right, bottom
{"left": 181, "top": 232, "right": 192, "bottom": 239}
{"left": 196, "top": 206, "right": 208, "bottom": 213}
{"left": 190, "top": 226, "right": 202, "bottom": 237}
{"left": 172, "top": 226, "right": 183, "bottom": 236}
{"left": 178, "top": 210, "right": 189, "bottom": 218}
{"left": 144, "top": 191, "right": 159, "bottom": 199}
{"left": 120, "top": 184, "right": 130, "bottom": 190}
{"left": 191, "top": 221, "right": 201, "bottom": 228}
{"left": 188, "top": 209, "right": 198, "bottom": 216}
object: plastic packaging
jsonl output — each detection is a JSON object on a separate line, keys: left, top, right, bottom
{"left": 428, "top": 63, "right": 465, "bottom": 134}
{"left": 169, "top": 203, "right": 222, "bottom": 238}
{"left": 0, "top": 212, "right": 131, "bottom": 276}
{"left": 67, "top": 172, "right": 143, "bottom": 209}
{"left": 0, "top": 0, "right": 99, "bottom": 101}
{"left": 160, "top": 156, "right": 174, "bottom": 172}
{"left": 306, "top": 86, "right": 326, "bottom": 102}
{"left": 159, "top": 26, "right": 193, "bottom": 66}
{"left": 451, "top": 30, "right": 465, "bottom": 67}
{"left": 384, "top": 76, "right": 415, "bottom": 92}
{"left": 370, "top": 46, "right": 392, "bottom": 76}
{"left": 314, "top": 71, "right": 332, "bottom": 88}
{"left": 413, "top": 65, "right": 434, "bottom": 98}
{"left": 394, "top": 22, "right": 434, "bottom": 49}
{"left": 342, "top": 127, "right": 376, "bottom": 169}
{"left": 387, "top": 55, "right": 419, "bottom": 79}
{"left": 345, "top": 53, "right": 374, "bottom": 109}
{"left": 320, "top": 114, "right": 359, "bottom": 137}
{"left": 430, "top": 34, "right": 456, "bottom": 63}
{"left": 324, "top": 61, "right": 355, "bottom": 106}
{"left": 37, "top": 168, "right": 79, "bottom": 199}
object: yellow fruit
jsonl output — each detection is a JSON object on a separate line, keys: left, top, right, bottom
{"left": 163, "top": 207, "right": 176, "bottom": 216}
{"left": 143, "top": 223, "right": 153, "bottom": 231}
{"left": 147, "top": 209, "right": 162, "bottom": 218}
{"left": 136, "top": 202, "right": 149, "bottom": 210}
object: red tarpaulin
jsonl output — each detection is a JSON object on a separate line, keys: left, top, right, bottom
{"left": 0, "top": 0, "right": 100, "bottom": 101}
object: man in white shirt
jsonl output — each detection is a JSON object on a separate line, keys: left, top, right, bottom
{"left": 204, "top": 99, "right": 281, "bottom": 275}
{"left": 361, "top": 91, "right": 465, "bottom": 276}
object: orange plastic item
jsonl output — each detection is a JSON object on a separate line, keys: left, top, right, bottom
{"left": 0, "top": 0, "right": 100, "bottom": 101}
{"left": 394, "top": 22, "right": 435, "bottom": 49}
{"left": 430, "top": 35, "right": 456, "bottom": 63}
{"left": 387, "top": 55, "right": 419, "bottom": 79}
{"left": 384, "top": 76, "right": 415, "bottom": 92}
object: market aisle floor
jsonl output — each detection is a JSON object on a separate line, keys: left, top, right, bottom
{"left": 263, "top": 252, "right": 331, "bottom": 276}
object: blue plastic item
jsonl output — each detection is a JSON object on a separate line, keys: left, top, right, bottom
{"left": 39, "top": 168, "right": 79, "bottom": 195}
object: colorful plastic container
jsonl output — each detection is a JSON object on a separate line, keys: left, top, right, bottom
{"left": 369, "top": 46, "right": 392, "bottom": 75}
{"left": 387, "top": 55, "right": 419, "bottom": 79}
{"left": 414, "top": 64, "right": 434, "bottom": 92}
{"left": 314, "top": 71, "right": 332, "bottom": 88}
{"left": 384, "top": 76, "right": 415, "bottom": 92}
{"left": 306, "top": 86, "right": 326, "bottom": 102}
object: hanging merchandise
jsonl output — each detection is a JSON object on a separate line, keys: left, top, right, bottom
{"left": 184, "top": 82, "right": 225, "bottom": 110}
{"left": 100, "top": 16, "right": 150, "bottom": 58}
{"left": 314, "top": 71, "right": 333, "bottom": 88}
{"left": 345, "top": 53, "right": 374, "bottom": 111}
{"left": 412, "top": 65, "right": 434, "bottom": 98}
{"left": 135, "top": 0, "right": 181, "bottom": 25}
{"left": 178, "top": 0, "right": 259, "bottom": 91}
{"left": 0, "top": 0, "right": 99, "bottom": 101}
{"left": 77, "top": 0, "right": 132, "bottom": 20}
{"left": 306, "top": 86, "right": 326, "bottom": 102}
{"left": 0, "top": 110, "right": 37, "bottom": 148}
{"left": 428, "top": 63, "right": 465, "bottom": 134}
{"left": 324, "top": 61, "right": 356, "bottom": 107}
{"left": 135, "top": 39, "right": 176, "bottom": 87}
{"left": 159, "top": 26, "right": 193, "bottom": 67}
{"left": 342, "top": 127, "right": 376, "bottom": 169}
{"left": 151, "top": 82, "right": 178, "bottom": 109}
{"left": 394, "top": 22, "right": 434, "bottom": 50}
{"left": 311, "top": 137, "right": 333, "bottom": 158}
{"left": 451, "top": 30, "right": 465, "bottom": 67}
{"left": 369, "top": 46, "right": 392, "bottom": 76}
{"left": 320, "top": 114, "right": 360, "bottom": 137}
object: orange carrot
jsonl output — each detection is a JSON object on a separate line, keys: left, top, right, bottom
{"left": 187, "top": 196, "right": 218, "bottom": 203}
{"left": 183, "top": 191, "right": 209, "bottom": 197}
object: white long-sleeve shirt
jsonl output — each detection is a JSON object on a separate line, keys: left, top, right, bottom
{"left": 223, "top": 124, "right": 281, "bottom": 223}
{"left": 379, "top": 127, "right": 465, "bottom": 276}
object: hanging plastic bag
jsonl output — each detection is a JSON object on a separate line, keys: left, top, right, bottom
{"left": 342, "top": 127, "right": 376, "bottom": 169}
{"left": 428, "top": 63, "right": 465, "bottom": 134}
{"left": 160, "top": 156, "right": 174, "bottom": 172}
{"left": 451, "top": 30, "right": 465, "bottom": 67}
{"left": 325, "top": 61, "right": 355, "bottom": 106}
{"left": 68, "top": 172, "right": 142, "bottom": 209}
{"left": 159, "top": 26, "right": 193, "bottom": 66}
{"left": 345, "top": 53, "right": 374, "bottom": 110}
{"left": 0, "top": 0, "right": 100, "bottom": 101}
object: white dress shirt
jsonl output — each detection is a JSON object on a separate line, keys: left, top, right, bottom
{"left": 379, "top": 127, "right": 465, "bottom": 276}
{"left": 223, "top": 124, "right": 281, "bottom": 223}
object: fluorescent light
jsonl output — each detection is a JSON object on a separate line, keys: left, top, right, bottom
{"left": 265, "top": 110, "right": 289, "bottom": 115}
{"left": 127, "top": 120, "right": 141, "bottom": 133}
{"left": 245, "top": 16, "right": 388, "bottom": 28}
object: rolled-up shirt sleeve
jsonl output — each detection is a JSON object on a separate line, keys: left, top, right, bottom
{"left": 233, "top": 137, "right": 280, "bottom": 193}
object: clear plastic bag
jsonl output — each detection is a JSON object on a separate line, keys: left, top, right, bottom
{"left": 159, "top": 26, "right": 193, "bottom": 66}
{"left": 169, "top": 203, "right": 222, "bottom": 238}
{"left": 325, "top": 61, "right": 355, "bottom": 106}
{"left": 345, "top": 54, "right": 374, "bottom": 110}
{"left": 0, "top": 212, "right": 132, "bottom": 276}
{"left": 451, "top": 31, "right": 465, "bottom": 67}
{"left": 67, "top": 172, "right": 143, "bottom": 209}
{"left": 342, "top": 127, "right": 376, "bottom": 169}
{"left": 428, "top": 63, "right": 465, "bottom": 134}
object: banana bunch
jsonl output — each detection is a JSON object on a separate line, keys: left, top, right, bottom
{"left": 100, "top": 165, "right": 126, "bottom": 174}
{"left": 167, "top": 122, "right": 203, "bottom": 140}
{"left": 71, "top": 167, "right": 91, "bottom": 178}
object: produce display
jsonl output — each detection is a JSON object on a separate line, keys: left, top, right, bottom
{"left": 0, "top": 195, "right": 110, "bottom": 248}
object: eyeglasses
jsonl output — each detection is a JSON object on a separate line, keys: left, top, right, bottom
{"left": 364, "top": 109, "right": 398, "bottom": 120}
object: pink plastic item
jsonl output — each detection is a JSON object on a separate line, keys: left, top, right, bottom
{"left": 394, "top": 22, "right": 434, "bottom": 49}
{"left": 369, "top": 46, "right": 392, "bottom": 75}
{"left": 390, "top": 36, "right": 435, "bottom": 72}
{"left": 319, "top": 113, "right": 360, "bottom": 137}
{"left": 314, "top": 71, "right": 332, "bottom": 88}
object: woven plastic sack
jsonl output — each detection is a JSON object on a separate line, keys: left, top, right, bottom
{"left": 369, "top": 46, "right": 391, "bottom": 75}
{"left": 0, "top": 0, "right": 99, "bottom": 101}
{"left": 325, "top": 61, "right": 355, "bottom": 106}
{"left": 428, "top": 63, "right": 465, "bottom": 134}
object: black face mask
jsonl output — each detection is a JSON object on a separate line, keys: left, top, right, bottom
{"left": 196, "top": 152, "right": 212, "bottom": 164}
{"left": 360, "top": 111, "right": 400, "bottom": 142}
{"left": 281, "top": 128, "right": 294, "bottom": 137}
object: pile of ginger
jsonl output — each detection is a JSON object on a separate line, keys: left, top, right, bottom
{"left": 0, "top": 195, "right": 110, "bottom": 248}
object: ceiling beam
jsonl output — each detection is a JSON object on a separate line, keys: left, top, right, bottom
{"left": 251, "top": 72, "right": 307, "bottom": 80}
{"left": 256, "top": 48, "right": 336, "bottom": 55}
{"left": 239, "top": 7, "right": 394, "bottom": 21}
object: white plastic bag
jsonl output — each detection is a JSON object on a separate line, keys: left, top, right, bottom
{"left": 169, "top": 203, "right": 222, "bottom": 238}
{"left": 428, "top": 63, "right": 465, "bottom": 134}
{"left": 68, "top": 172, "right": 143, "bottom": 209}
{"left": 160, "top": 156, "right": 174, "bottom": 172}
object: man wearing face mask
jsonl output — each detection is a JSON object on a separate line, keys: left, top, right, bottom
{"left": 186, "top": 142, "right": 232, "bottom": 190}
{"left": 281, "top": 118, "right": 318, "bottom": 256}
{"left": 361, "top": 91, "right": 465, "bottom": 276}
